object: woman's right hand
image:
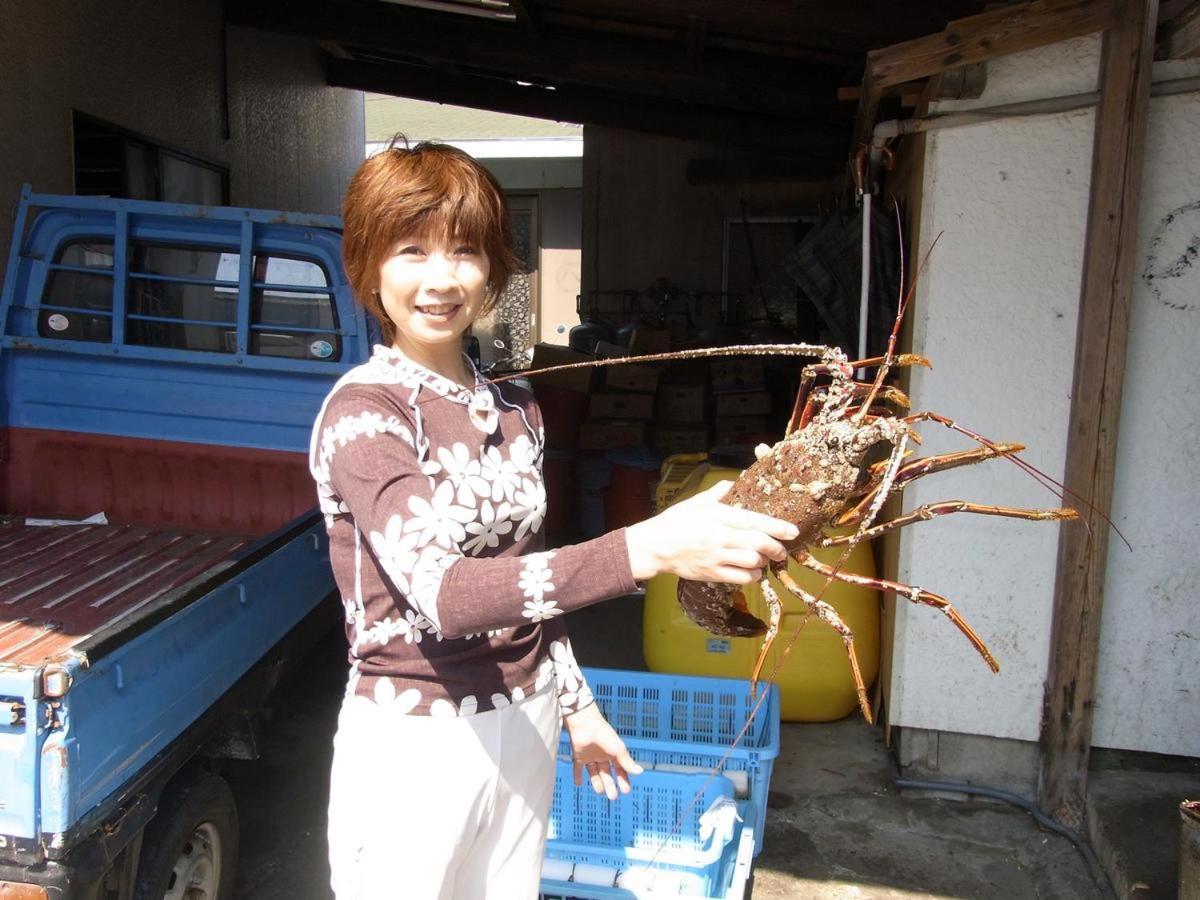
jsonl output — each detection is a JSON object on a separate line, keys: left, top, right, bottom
{"left": 624, "top": 480, "right": 799, "bottom": 584}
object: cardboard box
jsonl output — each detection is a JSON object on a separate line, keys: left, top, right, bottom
{"left": 715, "top": 416, "right": 771, "bottom": 446}
{"left": 654, "top": 427, "right": 709, "bottom": 456}
{"left": 579, "top": 419, "right": 646, "bottom": 451}
{"left": 593, "top": 340, "right": 632, "bottom": 359}
{"left": 711, "top": 359, "right": 765, "bottom": 392}
{"left": 529, "top": 343, "right": 595, "bottom": 393}
{"left": 715, "top": 390, "right": 771, "bottom": 417}
{"left": 656, "top": 384, "right": 706, "bottom": 424}
{"left": 604, "top": 363, "right": 660, "bottom": 394}
{"left": 590, "top": 391, "right": 655, "bottom": 419}
{"left": 630, "top": 328, "right": 671, "bottom": 354}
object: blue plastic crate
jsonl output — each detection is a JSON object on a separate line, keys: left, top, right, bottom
{"left": 549, "top": 768, "right": 734, "bottom": 865}
{"left": 542, "top": 767, "right": 756, "bottom": 899}
{"left": 558, "top": 668, "right": 780, "bottom": 850}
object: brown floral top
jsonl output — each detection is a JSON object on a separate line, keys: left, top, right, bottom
{"left": 309, "top": 345, "right": 638, "bottom": 717}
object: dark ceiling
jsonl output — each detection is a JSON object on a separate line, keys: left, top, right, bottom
{"left": 227, "top": 0, "right": 988, "bottom": 171}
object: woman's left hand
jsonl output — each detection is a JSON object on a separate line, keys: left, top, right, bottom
{"left": 563, "top": 703, "right": 643, "bottom": 800}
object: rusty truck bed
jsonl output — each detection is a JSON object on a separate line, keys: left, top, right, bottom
{"left": 0, "top": 519, "right": 251, "bottom": 667}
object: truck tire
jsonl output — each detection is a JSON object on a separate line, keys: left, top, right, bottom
{"left": 134, "top": 768, "right": 239, "bottom": 900}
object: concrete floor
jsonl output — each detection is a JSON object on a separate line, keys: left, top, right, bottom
{"left": 1087, "top": 753, "right": 1200, "bottom": 899}
{"left": 227, "top": 599, "right": 1127, "bottom": 898}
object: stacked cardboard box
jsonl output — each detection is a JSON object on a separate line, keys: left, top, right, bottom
{"left": 577, "top": 357, "right": 661, "bottom": 452}
{"left": 710, "top": 359, "right": 765, "bottom": 394}
{"left": 654, "top": 380, "right": 708, "bottom": 455}
{"left": 715, "top": 416, "right": 769, "bottom": 446}
{"left": 529, "top": 343, "right": 594, "bottom": 449}
{"left": 711, "top": 358, "right": 773, "bottom": 447}
{"left": 529, "top": 343, "right": 595, "bottom": 393}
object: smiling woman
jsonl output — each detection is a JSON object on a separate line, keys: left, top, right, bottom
{"left": 313, "top": 140, "right": 800, "bottom": 900}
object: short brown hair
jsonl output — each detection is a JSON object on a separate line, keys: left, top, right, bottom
{"left": 341, "top": 140, "right": 520, "bottom": 345}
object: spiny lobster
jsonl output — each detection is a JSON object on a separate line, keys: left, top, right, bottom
{"left": 491, "top": 249, "right": 1080, "bottom": 724}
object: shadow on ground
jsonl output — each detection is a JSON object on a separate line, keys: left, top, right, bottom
{"left": 227, "top": 627, "right": 344, "bottom": 899}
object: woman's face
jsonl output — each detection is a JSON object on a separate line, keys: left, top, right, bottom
{"left": 378, "top": 232, "right": 491, "bottom": 352}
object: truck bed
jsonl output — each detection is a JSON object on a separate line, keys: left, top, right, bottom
{"left": 0, "top": 519, "right": 250, "bottom": 667}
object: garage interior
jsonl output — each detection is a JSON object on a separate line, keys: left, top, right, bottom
{"left": 227, "top": 1, "right": 1198, "bottom": 896}
{"left": 3, "top": 0, "right": 1199, "bottom": 897}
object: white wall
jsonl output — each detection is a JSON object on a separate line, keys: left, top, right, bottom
{"left": 0, "top": 0, "right": 364, "bottom": 254}
{"left": 892, "top": 35, "right": 1200, "bottom": 756}
{"left": 1093, "top": 75, "right": 1200, "bottom": 756}
{"left": 537, "top": 188, "right": 583, "bottom": 344}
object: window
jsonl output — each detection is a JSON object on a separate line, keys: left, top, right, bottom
{"left": 39, "top": 238, "right": 340, "bottom": 363}
{"left": 251, "top": 256, "right": 341, "bottom": 361}
{"left": 73, "top": 112, "right": 228, "bottom": 205}
{"left": 38, "top": 241, "right": 115, "bottom": 342}
{"left": 126, "top": 245, "right": 239, "bottom": 354}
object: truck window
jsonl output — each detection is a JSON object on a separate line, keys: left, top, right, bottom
{"left": 126, "top": 244, "right": 239, "bottom": 354}
{"left": 38, "top": 240, "right": 116, "bottom": 342}
{"left": 250, "top": 255, "right": 341, "bottom": 362}
{"left": 38, "top": 238, "right": 341, "bottom": 362}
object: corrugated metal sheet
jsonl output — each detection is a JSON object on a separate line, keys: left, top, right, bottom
{"left": 0, "top": 521, "right": 248, "bottom": 667}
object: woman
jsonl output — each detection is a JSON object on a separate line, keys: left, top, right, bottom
{"left": 310, "top": 141, "right": 799, "bottom": 899}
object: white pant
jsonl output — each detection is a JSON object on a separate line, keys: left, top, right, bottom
{"left": 328, "top": 686, "right": 562, "bottom": 900}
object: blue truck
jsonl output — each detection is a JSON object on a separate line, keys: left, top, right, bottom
{"left": 0, "top": 186, "right": 372, "bottom": 898}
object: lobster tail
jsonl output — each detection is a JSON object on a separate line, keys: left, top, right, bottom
{"left": 676, "top": 580, "right": 768, "bottom": 637}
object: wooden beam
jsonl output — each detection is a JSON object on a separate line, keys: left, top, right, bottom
{"left": 229, "top": 0, "right": 844, "bottom": 122}
{"left": 1037, "top": 0, "right": 1160, "bottom": 831}
{"left": 1158, "top": 0, "right": 1200, "bottom": 56}
{"left": 850, "top": 0, "right": 1117, "bottom": 195}
{"left": 849, "top": 67, "right": 882, "bottom": 155}
{"left": 330, "top": 57, "right": 846, "bottom": 153}
{"left": 869, "top": 0, "right": 1118, "bottom": 89}
{"left": 686, "top": 13, "right": 708, "bottom": 63}
{"left": 836, "top": 82, "right": 925, "bottom": 103}
{"left": 536, "top": 0, "right": 994, "bottom": 58}
{"left": 535, "top": 7, "right": 859, "bottom": 63}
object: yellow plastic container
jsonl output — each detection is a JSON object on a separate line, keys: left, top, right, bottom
{"left": 643, "top": 455, "right": 880, "bottom": 722}
{"left": 654, "top": 451, "right": 708, "bottom": 512}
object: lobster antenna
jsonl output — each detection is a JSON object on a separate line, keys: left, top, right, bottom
{"left": 853, "top": 225, "right": 943, "bottom": 425}
{"left": 487, "top": 342, "right": 836, "bottom": 385}
{"left": 405, "top": 342, "right": 841, "bottom": 411}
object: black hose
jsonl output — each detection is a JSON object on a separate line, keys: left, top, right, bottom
{"left": 893, "top": 776, "right": 1117, "bottom": 900}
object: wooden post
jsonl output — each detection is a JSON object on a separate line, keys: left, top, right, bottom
{"left": 1037, "top": 0, "right": 1159, "bottom": 830}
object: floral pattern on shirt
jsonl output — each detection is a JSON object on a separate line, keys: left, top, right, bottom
{"left": 551, "top": 638, "right": 594, "bottom": 715}
{"left": 519, "top": 551, "right": 561, "bottom": 622}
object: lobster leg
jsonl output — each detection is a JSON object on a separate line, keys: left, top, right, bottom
{"left": 832, "top": 444, "right": 1025, "bottom": 528}
{"left": 750, "top": 576, "right": 784, "bottom": 701}
{"left": 823, "top": 499, "right": 1079, "bottom": 546}
{"left": 768, "top": 566, "right": 874, "bottom": 724}
{"left": 798, "top": 552, "right": 1000, "bottom": 673}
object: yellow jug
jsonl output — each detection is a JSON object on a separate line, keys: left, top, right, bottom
{"left": 643, "top": 453, "right": 881, "bottom": 722}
